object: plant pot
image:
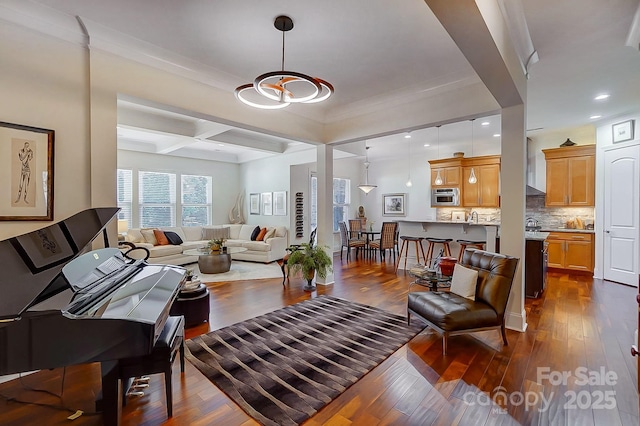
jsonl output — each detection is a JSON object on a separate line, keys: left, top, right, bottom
{"left": 303, "top": 269, "right": 316, "bottom": 291}
{"left": 439, "top": 257, "right": 457, "bottom": 276}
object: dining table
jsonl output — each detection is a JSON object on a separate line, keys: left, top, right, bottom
{"left": 359, "top": 230, "right": 381, "bottom": 258}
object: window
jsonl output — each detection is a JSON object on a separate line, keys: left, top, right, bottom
{"left": 139, "top": 171, "right": 176, "bottom": 228}
{"left": 333, "top": 178, "right": 350, "bottom": 232}
{"left": 181, "top": 174, "right": 212, "bottom": 226}
{"left": 117, "top": 169, "right": 132, "bottom": 227}
{"left": 310, "top": 176, "right": 351, "bottom": 233}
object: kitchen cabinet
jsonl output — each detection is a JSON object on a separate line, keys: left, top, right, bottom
{"left": 546, "top": 232, "right": 593, "bottom": 273}
{"left": 429, "top": 158, "right": 461, "bottom": 187}
{"left": 462, "top": 161, "right": 500, "bottom": 207}
{"left": 543, "top": 145, "right": 595, "bottom": 207}
{"left": 429, "top": 155, "right": 499, "bottom": 207}
{"left": 525, "top": 239, "right": 548, "bottom": 298}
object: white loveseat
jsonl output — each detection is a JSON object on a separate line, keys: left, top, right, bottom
{"left": 123, "top": 224, "right": 288, "bottom": 266}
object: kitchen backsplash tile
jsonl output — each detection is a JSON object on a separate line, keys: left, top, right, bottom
{"left": 526, "top": 195, "right": 594, "bottom": 229}
{"left": 437, "top": 207, "right": 501, "bottom": 223}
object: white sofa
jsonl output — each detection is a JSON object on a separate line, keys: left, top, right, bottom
{"left": 123, "top": 224, "right": 288, "bottom": 266}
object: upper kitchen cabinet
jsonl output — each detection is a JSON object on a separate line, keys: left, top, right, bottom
{"left": 429, "top": 158, "right": 462, "bottom": 187}
{"left": 461, "top": 155, "right": 500, "bottom": 207}
{"left": 542, "top": 145, "right": 595, "bottom": 207}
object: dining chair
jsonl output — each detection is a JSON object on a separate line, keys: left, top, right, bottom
{"left": 339, "top": 221, "right": 365, "bottom": 261}
{"left": 369, "top": 222, "right": 398, "bottom": 262}
{"left": 348, "top": 219, "right": 365, "bottom": 241}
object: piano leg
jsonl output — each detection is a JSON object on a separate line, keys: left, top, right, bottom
{"left": 98, "top": 360, "right": 123, "bottom": 426}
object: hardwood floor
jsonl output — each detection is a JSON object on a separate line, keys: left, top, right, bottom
{"left": 1, "top": 254, "right": 638, "bottom": 425}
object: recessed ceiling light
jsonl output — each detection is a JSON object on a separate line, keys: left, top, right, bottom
{"left": 594, "top": 94, "right": 610, "bottom": 101}
{"left": 218, "top": 143, "right": 225, "bottom": 146}
{"left": 493, "top": 134, "right": 501, "bottom": 137}
{"left": 404, "top": 133, "right": 411, "bottom": 139}
{"left": 481, "top": 121, "right": 490, "bottom": 126}
{"left": 590, "top": 115, "right": 602, "bottom": 119}
{"left": 423, "top": 143, "right": 430, "bottom": 147}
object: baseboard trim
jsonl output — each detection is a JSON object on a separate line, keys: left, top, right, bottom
{"left": 505, "top": 309, "right": 527, "bottom": 332}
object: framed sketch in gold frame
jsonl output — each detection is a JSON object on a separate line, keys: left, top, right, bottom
{"left": 0, "top": 121, "right": 54, "bottom": 221}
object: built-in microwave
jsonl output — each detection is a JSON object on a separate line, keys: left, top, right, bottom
{"left": 431, "top": 188, "right": 460, "bottom": 206}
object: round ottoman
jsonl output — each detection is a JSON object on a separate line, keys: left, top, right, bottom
{"left": 170, "top": 283, "right": 210, "bottom": 327}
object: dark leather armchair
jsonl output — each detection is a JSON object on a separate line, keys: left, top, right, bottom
{"left": 407, "top": 249, "right": 519, "bottom": 355}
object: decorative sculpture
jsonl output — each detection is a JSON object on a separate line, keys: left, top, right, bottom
{"left": 228, "top": 192, "right": 245, "bottom": 224}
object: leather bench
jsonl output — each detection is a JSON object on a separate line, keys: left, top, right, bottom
{"left": 117, "top": 315, "right": 185, "bottom": 418}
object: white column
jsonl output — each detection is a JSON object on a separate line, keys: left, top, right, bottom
{"left": 501, "top": 104, "right": 527, "bottom": 332}
{"left": 316, "top": 144, "right": 335, "bottom": 285}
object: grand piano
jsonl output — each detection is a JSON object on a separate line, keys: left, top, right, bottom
{"left": 0, "top": 208, "right": 186, "bottom": 425}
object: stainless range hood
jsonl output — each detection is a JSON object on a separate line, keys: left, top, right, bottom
{"left": 526, "top": 137, "right": 545, "bottom": 196}
{"left": 526, "top": 185, "right": 545, "bottom": 196}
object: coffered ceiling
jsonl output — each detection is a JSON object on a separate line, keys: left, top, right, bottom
{"left": 11, "top": 0, "right": 640, "bottom": 162}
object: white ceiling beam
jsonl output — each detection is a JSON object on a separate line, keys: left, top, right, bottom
{"left": 425, "top": 0, "right": 525, "bottom": 108}
{"left": 208, "top": 130, "right": 288, "bottom": 154}
{"left": 118, "top": 107, "right": 196, "bottom": 137}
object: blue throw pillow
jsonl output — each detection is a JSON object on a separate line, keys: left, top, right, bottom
{"left": 164, "top": 231, "right": 183, "bottom": 245}
{"left": 250, "top": 225, "right": 261, "bottom": 241}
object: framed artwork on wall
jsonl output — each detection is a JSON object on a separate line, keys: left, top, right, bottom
{"left": 0, "top": 121, "right": 54, "bottom": 221}
{"left": 261, "top": 192, "right": 273, "bottom": 215}
{"left": 612, "top": 119, "right": 634, "bottom": 143}
{"left": 249, "top": 193, "right": 260, "bottom": 215}
{"left": 382, "top": 193, "right": 406, "bottom": 216}
{"left": 273, "top": 191, "right": 286, "bottom": 216}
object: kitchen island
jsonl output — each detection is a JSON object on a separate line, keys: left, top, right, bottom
{"left": 395, "top": 219, "right": 499, "bottom": 268}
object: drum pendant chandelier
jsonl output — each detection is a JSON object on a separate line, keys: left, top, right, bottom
{"left": 234, "top": 15, "right": 334, "bottom": 110}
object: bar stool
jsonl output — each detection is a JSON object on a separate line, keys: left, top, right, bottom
{"left": 395, "top": 236, "right": 426, "bottom": 273}
{"left": 424, "top": 237, "right": 453, "bottom": 260}
{"left": 456, "top": 239, "right": 485, "bottom": 262}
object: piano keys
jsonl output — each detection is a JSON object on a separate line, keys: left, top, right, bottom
{"left": 0, "top": 208, "right": 186, "bottom": 426}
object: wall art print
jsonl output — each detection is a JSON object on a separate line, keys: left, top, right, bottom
{"left": 0, "top": 121, "right": 54, "bottom": 221}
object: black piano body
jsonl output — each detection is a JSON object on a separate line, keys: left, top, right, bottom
{"left": 0, "top": 208, "right": 186, "bottom": 425}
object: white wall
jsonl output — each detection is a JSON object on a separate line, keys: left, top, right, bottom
{"left": 117, "top": 150, "right": 240, "bottom": 226}
{"left": 527, "top": 125, "right": 596, "bottom": 190}
{"left": 0, "top": 22, "right": 90, "bottom": 239}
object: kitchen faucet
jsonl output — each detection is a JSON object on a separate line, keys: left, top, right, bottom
{"left": 469, "top": 211, "right": 478, "bottom": 224}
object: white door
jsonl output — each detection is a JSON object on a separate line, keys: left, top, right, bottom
{"left": 603, "top": 145, "right": 640, "bottom": 286}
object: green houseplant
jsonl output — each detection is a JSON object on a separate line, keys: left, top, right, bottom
{"left": 207, "top": 238, "right": 226, "bottom": 253}
{"left": 286, "top": 242, "right": 332, "bottom": 291}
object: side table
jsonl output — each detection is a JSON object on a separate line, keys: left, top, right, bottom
{"left": 408, "top": 266, "right": 451, "bottom": 292}
{"left": 170, "top": 283, "right": 210, "bottom": 327}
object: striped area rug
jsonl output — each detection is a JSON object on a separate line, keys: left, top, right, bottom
{"left": 185, "top": 295, "right": 425, "bottom": 426}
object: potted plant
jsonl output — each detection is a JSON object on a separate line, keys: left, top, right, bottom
{"left": 207, "top": 238, "right": 226, "bottom": 253}
{"left": 286, "top": 242, "right": 333, "bottom": 291}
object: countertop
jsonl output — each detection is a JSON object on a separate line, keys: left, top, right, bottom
{"left": 398, "top": 219, "right": 500, "bottom": 226}
{"left": 540, "top": 228, "right": 594, "bottom": 234}
{"left": 524, "top": 231, "right": 550, "bottom": 241}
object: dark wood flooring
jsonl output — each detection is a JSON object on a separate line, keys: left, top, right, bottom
{"left": 0, "top": 254, "right": 638, "bottom": 425}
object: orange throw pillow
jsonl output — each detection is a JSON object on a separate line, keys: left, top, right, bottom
{"left": 256, "top": 227, "right": 268, "bottom": 241}
{"left": 154, "top": 229, "right": 170, "bottom": 245}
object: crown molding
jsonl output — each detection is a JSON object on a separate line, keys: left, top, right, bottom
{"left": 0, "top": 0, "right": 85, "bottom": 46}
